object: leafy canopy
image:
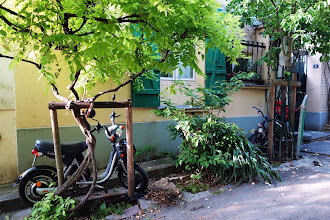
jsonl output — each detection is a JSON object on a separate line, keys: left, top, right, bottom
{"left": 227, "top": 0, "right": 330, "bottom": 64}
{"left": 0, "top": 0, "right": 244, "bottom": 100}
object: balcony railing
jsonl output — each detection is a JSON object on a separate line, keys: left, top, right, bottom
{"left": 226, "top": 41, "right": 266, "bottom": 85}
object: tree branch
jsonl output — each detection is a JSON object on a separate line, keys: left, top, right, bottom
{"left": 50, "top": 82, "right": 70, "bottom": 102}
{"left": 0, "top": 5, "right": 25, "bottom": 19}
{"left": 68, "top": 69, "right": 81, "bottom": 100}
{"left": 77, "top": 31, "right": 94, "bottom": 36}
{"left": 0, "top": 53, "right": 70, "bottom": 102}
{"left": 0, "top": 15, "right": 19, "bottom": 31}
{"left": 92, "top": 68, "right": 146, "bottom": 101}
{"left": 55, "top": 0, "right": 63, "bottom": 11}
{"left": 92, "top": 40, "right": 171, "bottom": 101}
{"left": 160, "top": 49, "right": 170, "bottom": 62}
{"left": 71, "top": 18, "right": 87, "bottom": 34}
{"left": 0, "top": 54, "right": 41, "bottom": 69}
{"left": 270, "top": 0, "right": 286, "bottom": 61}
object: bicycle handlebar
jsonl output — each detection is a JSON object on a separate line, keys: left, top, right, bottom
{"left": 252, "top": 106, "right": 284, "bottom": 127}
{"left": 252, "top": 106, "right": 265, "bottom": 118}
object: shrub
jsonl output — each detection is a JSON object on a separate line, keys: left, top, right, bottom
{"left": 173, "top": 116, "right": 280, "bottom": 185}
{"left": 154, "top": 73, "right": 281, "bottom": 185}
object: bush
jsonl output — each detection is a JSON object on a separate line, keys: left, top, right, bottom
{"left": 173, "top": 116, "right": 280, "bottom": 185}
{"left": 154, "top": 73, "right": 281, "bottom": 185}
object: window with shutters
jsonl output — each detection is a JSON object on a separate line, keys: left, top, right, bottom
{"left": 161, "top": 63, "right": 195, "bottom": 81}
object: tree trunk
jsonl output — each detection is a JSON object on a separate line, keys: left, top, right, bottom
{"left": 55, "top": 109, "right": 97, "bottom": 210}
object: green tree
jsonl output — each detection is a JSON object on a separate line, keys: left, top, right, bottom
{"left": 0, "top": 0, "right": 244, "bottom": 209}
{"left": 227, "top": 0, "right": 330, "bottom": 73}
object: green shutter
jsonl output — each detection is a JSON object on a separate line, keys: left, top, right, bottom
{"left": 130, "top": 24, "right": 160, "bottom": 107}
{"left": 205, "top": 47, "right": 226, "bottom": 88}
{"left": 131, "top": 71, "right": 160, "bottom": 107}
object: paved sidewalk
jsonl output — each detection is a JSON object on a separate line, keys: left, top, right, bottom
{"left": 142, "top": 150, "right": 330, "bottom": 220}
{"left": 0, "top": 157, "right": 180, "bottom": 215}
{"left": 1, "top": 131, "right": 329, "bottom": 219}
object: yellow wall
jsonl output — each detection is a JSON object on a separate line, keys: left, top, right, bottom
{"left": 221, "top": 87, "right": 268, "bottom": 117}
{"left": 14, "top": 44, "right": 268, "bottom": 129}
{"left": 0, "top": 56, "right": 18, "bottom": 183}
{"left": 14, "top": 61, "right": 170, "bottom": 130}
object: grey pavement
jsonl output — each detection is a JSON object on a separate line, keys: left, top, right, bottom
{"left": 143, "top": 131, "right": 330, "bottom": 220}
{"left": 0, "top": 157, "right": 179, "bottom": 218}
{"left": 144, "top": 151, "right": 330, "bottom": 220}
{"left": 301, "top": 140, "right": 330, "bottom": 155}
{"left": 304, "top": 131, "right": 330, "bottom": 140}
{"left": 1, "top": 131, "right": 330, "bottom": 219}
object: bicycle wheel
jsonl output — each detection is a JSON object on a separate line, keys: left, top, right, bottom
{"left": 249, "top": 132, "right": 268, "bottom": 146}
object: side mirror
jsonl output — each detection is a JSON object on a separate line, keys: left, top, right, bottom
{"left": 86, "top": 109, "right": 96, "bottom": 118}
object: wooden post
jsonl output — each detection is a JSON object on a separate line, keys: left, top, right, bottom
{"left": 49, "top": 108, "right": 64, "bottom": 186}
{"left": 267, "top": 83, "right": 276, "bottom": 161}
{"left": 125, "top": 100, "right": 134, "bottom": 198}
{"left": 290, "top": 73, "right": 297, "bottom": 132}
{"left": 290, "top": 73, "right": 298, "bottom": 159}
{"left": 267, "top": 79, "right": 301, "bottom": 161}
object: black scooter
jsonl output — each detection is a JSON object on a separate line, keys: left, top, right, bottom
{"left": 14, "top": 108, "right": 149, "bottom": 207}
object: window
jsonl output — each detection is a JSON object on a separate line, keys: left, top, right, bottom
{"left": 226, "top": 41, "right": 265, "bottom": 85}
{"left": 161, "top": 63, "right": 195, "bottom": 80}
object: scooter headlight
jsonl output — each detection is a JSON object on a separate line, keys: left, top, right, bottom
{"left": 116, "top": 127, "right": 123, "bottom": 137}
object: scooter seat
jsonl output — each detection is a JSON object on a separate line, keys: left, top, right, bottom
{"left": 35, "top": 139, "right": 88, "bottom": 155}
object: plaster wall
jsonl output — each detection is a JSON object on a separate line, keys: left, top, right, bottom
{"left": 0, "top": 57, "right": 18, "bottom": 184}
{"left": 13, "top": 45, "right": 271, "bottom": 172}
{"left": 223, "top": 87, "right": 268, "bottom": 118}
{"left": 306, "top": 53, "right": 323, "bottom": 113}
{"left": 305, "top": 53, "right": 329, "bottom": 130}
{"left": 14, "top": 61, "right": 170, "bottom": 130}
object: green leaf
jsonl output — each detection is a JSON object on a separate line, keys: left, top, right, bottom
{"left": 0, "top": 30, "right": 7, "bottom": 37}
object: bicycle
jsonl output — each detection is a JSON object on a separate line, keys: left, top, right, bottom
{"left": 249, "top": 106, "right": 287, "bottom": 145}
{"left": 249, "top": 106, "right": 294, "bottom": 160}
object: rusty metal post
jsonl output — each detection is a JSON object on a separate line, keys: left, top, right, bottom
{"left": 49, "top": 107, "right": 64, "bottom": 186}
{"left": 125, "top": 99, "right": 134, "bottom": 198}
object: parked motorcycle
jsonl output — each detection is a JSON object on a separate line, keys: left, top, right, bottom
{"left": 14, "top": 107, "right": 149, "bottom": 207}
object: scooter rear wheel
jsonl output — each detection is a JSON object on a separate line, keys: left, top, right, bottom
{"left": 117, "top": 163, "right": 149, "bottom": 193}
{"left": 19, "top": 169, "right": 57, "bottom": 207}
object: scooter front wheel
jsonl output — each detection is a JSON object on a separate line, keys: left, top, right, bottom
{"left": 117, "top": 163, "right": 149, "bottom": 193}
{"left": 19, "top": 169, "right": 57, "bottom": 207}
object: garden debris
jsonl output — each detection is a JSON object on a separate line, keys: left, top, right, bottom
{"left": 144, "top": 178, "right": 181, "bottom": 206}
